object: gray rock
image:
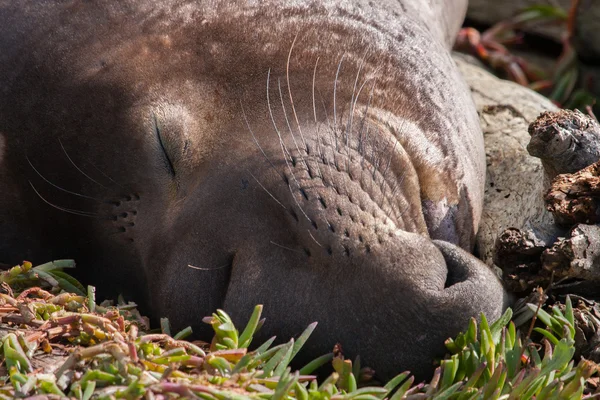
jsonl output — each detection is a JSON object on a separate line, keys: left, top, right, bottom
{"left": 453, "top": 52, "right": 556, "bottom": 266}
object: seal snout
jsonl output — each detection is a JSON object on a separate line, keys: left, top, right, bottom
{"left": 275, "top": 127, "right": 425, "bottom": 261}
{"left": 433, "top": 240, "right": 511, "bottom": 316}
{"left": 284, "top": 156, "right": 399, "bottom": 260}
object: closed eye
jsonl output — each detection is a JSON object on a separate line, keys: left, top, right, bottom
{"left": 152, "top": 112, "right": 176, "bottom": 178}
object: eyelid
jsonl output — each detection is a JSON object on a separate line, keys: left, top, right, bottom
{"left": 152, "top": 112, "right": 177, "bottom": 178}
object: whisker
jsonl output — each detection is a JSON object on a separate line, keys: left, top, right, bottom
{"left": 333, "top": 54, "right": 346, "bottom": 152}
{"left": 286, "top": 33, "right": 309, "bottom": 151}
{"left": 188, "top": 264, "right": 229, "bottom": 271}
{"left": 85, "top": 161, "right": 127, "bottom": 190}
{"left": 380, "top": 139, "right": 400, "bottom": 200}
{"left": 353, "top": 77, "right": 376, "bottom": 153}
{"left": 270, "top": 241, "right": 302, "bottom": 253}
{"left": 26, "top": 155, "right": 106, "bottom": 203}
{"left": 59, "top": 139, "right": 108, "bottom": 189}
{"left": 359, "top": 124, "right": 372, "bottom": 186}
{"left": 389, "top": 175, "right": 403, "bottom": 199}
{"left": 28, "top": 181, "right": 105, "bottom": 218}
{"left": 307, "top": 230, "right": 323, "bottom": 247}
{"left": 315, "top": 90, "right": 344, "bottom": 190}
{"left": 357, "top": 79, "right": 378, "bottom": 185}
{"left": 342, "top": 55, "right": 369, "bottom": 187}
{"left": 277, "top": 78, "right": 309, "bottom": 171}
{"left": 357, "top": 78, "right": 378, "bottom": 150}
{"left": 240, "top": 100, "right": 284, "bottom": 179}
{"left": 267, "top": 70, "right": 294, "bottom": 168}
{"left": 367, "top": 128, "right": 381, "bottom": 196}
{"left": 315, "top": 84, "right": 346, "bottom": 197}
{"left": 317, "top": 88, "right": 333, "bottom": 128}
{"left": 266, "top": 69, "right": 312, "bottom": 222}
{"left": 347, "top": 50, "right": 369, "bottom": 148}
{"left": 380, "top": 139, "right": 396, "bottom": 182}
{"left": 312, "top": 120, "right": 328, "bottom": 186}
{"left": 248, "top": 171, "right": 287, "bottom": 210}
{"left": 312, "top": 56, "right": 321, "bottom": 123}
{"left": 387, "top": 172, "right": 406, "bottom": 220}
{"left": 381, "top": 119, "right": 406, "bottom": 191}
{"left": 372, "top": 132, "right": 392, "bottom": 181}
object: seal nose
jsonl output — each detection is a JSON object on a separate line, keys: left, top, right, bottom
{"left": 433, "top": 240, "right": 512, "bottom": 313}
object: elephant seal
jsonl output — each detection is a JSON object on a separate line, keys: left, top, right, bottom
{"left": 0, "top": 0, "right": 509, "bottom": 379}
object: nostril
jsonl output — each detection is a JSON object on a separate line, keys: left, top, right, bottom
{"left": 444, "top": 264, "right": 466, "bottom": 288}
{"left": 432, "top": 240, "right": 478, "bottom": 289}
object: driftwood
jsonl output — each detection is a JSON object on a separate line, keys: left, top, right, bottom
{"left": 494, "top": 228, "right": 548, "bottom": 268}
{"left": 542, "top": 224, "right": 600, "bottom": 282}
{"left": 528, "top": 109, "right": 600, "bottom": 183}
{"left": 496, "top": 223, "right": 600, "bottom": 293}
{"left": 495, "top": 108, "right": 600, "bottom": 293}
{"left": 545, "top": 161, "right": 600, "bottom": 226}
{"left": 494, "top": 228, "right": 550, "bottom": 292}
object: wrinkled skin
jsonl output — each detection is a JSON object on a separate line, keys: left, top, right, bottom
{"left": 0, "top": 1, "right": 510, "bottom": 379}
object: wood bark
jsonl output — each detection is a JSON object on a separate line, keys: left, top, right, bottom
{"left": 545, "top": 161, "right": 600, "bottom": 226}
{"left": 542, "top": 224, "right": 600, "bottom": 281}
{"left": 528, "top": 109, "right": 600, "bottom": 183}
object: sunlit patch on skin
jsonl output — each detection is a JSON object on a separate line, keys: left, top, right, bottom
{"left": 422, "top": 198, "right": 459, "bottom": 245}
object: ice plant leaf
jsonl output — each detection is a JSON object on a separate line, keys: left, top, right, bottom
{"left": 299, "top": 353, "right": 334, "bottom": 375}
{"left": 291, "top": 321, "right": 317, "bottom": 360}
{"left": 238, "top": 304, "right": 263, "bottom": 349}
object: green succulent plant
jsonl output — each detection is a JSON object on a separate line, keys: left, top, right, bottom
{"left": 0, "top": 260, "right": 597, "bottom": 399}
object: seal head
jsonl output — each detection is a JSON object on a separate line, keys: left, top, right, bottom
{"left": 0, "top": 0, "right": 509, "bottom": 379}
